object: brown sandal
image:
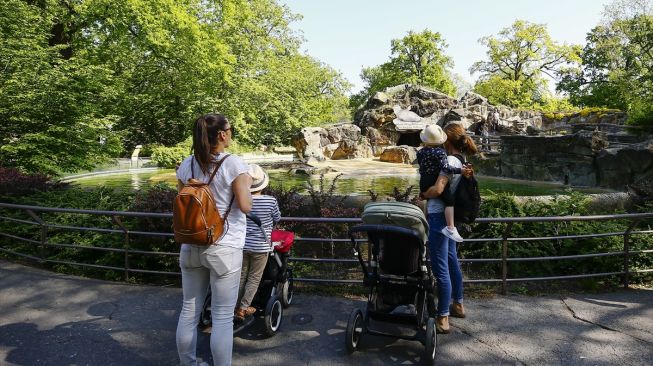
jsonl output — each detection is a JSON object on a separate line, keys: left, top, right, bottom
{"left": 234, "top": 308, "right": 246, "bottom": 321}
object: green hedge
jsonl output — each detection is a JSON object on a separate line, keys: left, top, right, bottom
{"left": 1, "top": 183, "right": 651, "bottom": 287}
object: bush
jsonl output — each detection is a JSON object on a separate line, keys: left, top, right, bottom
{"left": 265, "top": 174, "right": 362, "bottom": 281}
{"left": 0, "top": 167, "right": 66, "bottom": 198}
{"left": 460, "top": 192, "right": 653, "bottom": 284}
{"left": 627, "top": 100, "right": 653, "bottom": 129}
{"left": 150, "top": 137, "right": 257, "bottom": 168}
{"left": 151, "top": 145, "right": 188, "bottom": 169}
{"left": 1, "top": 183, "right": 651, "bottom": 287}
{"left": 542, "top": 107, "right": 621, "bottom": 121}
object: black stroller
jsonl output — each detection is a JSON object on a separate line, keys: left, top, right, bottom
{"left": 199, "top": 214, "right": 295, "bottom": 336}
{"left": 345, "top": 202, "right": 438, "bottom": 364}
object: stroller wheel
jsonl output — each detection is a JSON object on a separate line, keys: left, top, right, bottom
{"left": 264, "top": 296, "right": 283, "bottom": 337}
{"left": 199, "top": 291, "right": 212, "bottom": 328}
{"left": 278, "top": 274, "right": 294, "bottom": 308}
{"left": 345, "top": 309, "right": 364, "bottom": 354}
{"left": 423, "top": 317, "right": 437, "bottom": 365}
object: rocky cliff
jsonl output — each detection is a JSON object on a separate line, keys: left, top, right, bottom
{"left": 492, "top": 133, "right": 653, "bottom": 189}
{"left": 292, "top": 84, "right": 652, "bottom": 190}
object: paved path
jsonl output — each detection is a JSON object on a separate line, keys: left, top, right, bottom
{"left": 1, "top": 260, "right": 652, "bottom": 366}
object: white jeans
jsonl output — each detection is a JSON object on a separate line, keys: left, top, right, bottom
{"left": 176, "top": 244, "right": 243, "bottom": 366}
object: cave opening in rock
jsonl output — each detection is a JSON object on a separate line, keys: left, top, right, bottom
{"left": 396, "top": 132, "right": 421, "bottom": 147}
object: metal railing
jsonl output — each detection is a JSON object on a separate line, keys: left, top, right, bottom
{"left": 1, "top": 202, "right": 652, "bottom": 294}
{"left": 469, "top": 135, "right": 502, "bottom": 153}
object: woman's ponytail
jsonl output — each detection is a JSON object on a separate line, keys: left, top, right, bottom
{"left": 443, "top": 123, "right": 479, "bottom": 156}
{"left": 192, "top": 113, "right": 230, "bottom": 175}
{"left": 461, "top": 134, "right": 478, "bottom": 155}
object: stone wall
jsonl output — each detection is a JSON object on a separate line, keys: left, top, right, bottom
{"left": 496, "top": 133, "right": 653, "bottom": 189}
{"left": 500, "top": 134, "right": 596, "bottom": 186}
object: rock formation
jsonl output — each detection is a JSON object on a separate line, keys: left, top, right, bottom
{"left": 485, "top": 133, "right": 653, "bottom": 189}
{"left": 292, "top": 83, "right": 652, "bottom": 191}
{"left": 292, "top": 123, "right": 374, "bottom": 161}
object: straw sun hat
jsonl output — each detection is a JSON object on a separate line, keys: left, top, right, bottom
{"left": 248, "top": 163, "right": 269, "bottom": 192}
{"left": 420, "top": 124, "right": 447, "bottom": 146}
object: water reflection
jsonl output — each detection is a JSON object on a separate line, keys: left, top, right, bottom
{"left": 131, "top": 171, "right": 141, "bottom": 191}
{"left": 70, "top": 168, "right": 613, "bottom": 197}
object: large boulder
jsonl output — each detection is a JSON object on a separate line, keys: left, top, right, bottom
{"left": 293, "top": 123, "right": 376, "bottom": 160}
{"left": 365, "top": 127, "right": 394, "bottom": 156}
{"left": 379, "top": 146, "right": 418, "bottom": 164}
{"left": 293, "top": 127, "right": 329, "bottom": 161}
{"left": 326, "top": 123, "right": 361, "bottom": 143}
{"left": 350, "top": 84, "right": 560, "bottom": 153}
{"left": 331, "top": 137, "right": 374, "bottom": 160}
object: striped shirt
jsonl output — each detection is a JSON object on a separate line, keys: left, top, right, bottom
{"left": 245, "top": 195, "right": 281, "bottom": 252}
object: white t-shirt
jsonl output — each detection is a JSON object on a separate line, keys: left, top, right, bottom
{"left": 427, "top": 155, "right": 464, "bottom": 214}
{"left": 176, "top": 153, "right": 250, "bottom": 249}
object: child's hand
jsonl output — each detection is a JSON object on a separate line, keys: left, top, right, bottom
{"left": 462, "top": 166, "right": 474, "bottom": 178}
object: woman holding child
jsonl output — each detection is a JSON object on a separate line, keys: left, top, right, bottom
{"left": 419, "top": 123, "right": 478, "bottom": 334}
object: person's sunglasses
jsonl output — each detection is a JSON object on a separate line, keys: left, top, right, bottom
{"left": 221, "top": 126, "right": 235, "bottom": 138}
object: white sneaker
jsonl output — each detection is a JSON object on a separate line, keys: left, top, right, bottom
{"left": 441, "top": 226, "right": 464, "bottom": 242}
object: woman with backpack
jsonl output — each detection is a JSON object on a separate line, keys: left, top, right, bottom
{"left": 421, "top": 123, "right": 478, "bottom": 334}
{"left": 175, "top": 113, "right": 252, "bottom": 366}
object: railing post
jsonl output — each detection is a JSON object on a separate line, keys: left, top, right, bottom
{"left": 501, "top": 222, "right": 514, "bottom": 295}
{"left": 25, "top": 209, "right": 47, "bottom": 262}
{"left": 622, "top": 219, "right": 641, "bottom": 289}
{"left": 112, "top": 216, "right": 130, "bottom": 282}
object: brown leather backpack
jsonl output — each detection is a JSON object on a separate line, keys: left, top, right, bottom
{"left": 173, "top": 154, "right": 233, "bottom": 245}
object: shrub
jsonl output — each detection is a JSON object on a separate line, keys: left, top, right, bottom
{"left": 263, "top": 183, "right": 303, "bottom": 217}
{"left": 1, "top": 183, "right": 651, "bottom": 287}
{"left": 267, "top": 174, "right": 362, "bottom": 281}
{"left": 458, "top": 192, "right": 653, "bottom": 285}
{"left": 0, "top": 167, "right": 66, "bottom": 198}
{"left": 151, "top": 145, "right": 188, "bottom": 169}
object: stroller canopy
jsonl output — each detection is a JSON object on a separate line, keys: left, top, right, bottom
{"left": 361, "top": 202, "right": 428, "bottom": 243}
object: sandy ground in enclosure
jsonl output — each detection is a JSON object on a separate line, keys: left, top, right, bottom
{"left": 309, "top": 158, "right": 419, "bottom": 177}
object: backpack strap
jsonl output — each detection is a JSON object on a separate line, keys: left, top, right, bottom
{"left": 190, "top": 154, "right": 231, "bottom": 183}
{"left": 211, "top": 154, "right": 234, "bottom": 219}
{"left": 453, "top": 153, "right": 466, "bottom": 166}
{"left": 207, "top": 154, "right": 230, "bottom": 185}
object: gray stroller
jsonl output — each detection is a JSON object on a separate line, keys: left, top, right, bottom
{"left": 345, "top": 202, "right": 437, "bottom": 364}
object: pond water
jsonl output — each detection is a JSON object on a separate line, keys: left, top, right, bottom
{"left": 68, "top": 168, "right": 612, "bottom": 196}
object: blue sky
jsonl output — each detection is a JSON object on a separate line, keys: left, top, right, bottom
{"left": 281, "top": 0, "right": 611, "bottom": 94}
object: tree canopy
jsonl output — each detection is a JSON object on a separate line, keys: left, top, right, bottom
{"left": 470, "top": 20, "right": 581, "bottom": 109}
{"left": 0, "top": 0, "right": 350, "bottom": 175}
{"left": 557, "top": 0, "right": 653, "bottom": 126}
{"left": 350, "top": 30, "right": 456, "bottom": 109}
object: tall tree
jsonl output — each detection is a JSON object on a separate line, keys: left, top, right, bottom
{"left": 0, "top": 0, "right": 121, "bottom": 175}
{"left": 211, "top": 0, "right": 351, "bottom": 146}
{"left": 557, "top": 0, "right": 653, "bottom": 126}
{"left": 471, "top": 20, "right": 581, "bottom": 108}
{"left": 1, "top": 0, "right": 352, "bottom": 174}
{"left": 350, "top": 30, "right": 456, "bottom": 109}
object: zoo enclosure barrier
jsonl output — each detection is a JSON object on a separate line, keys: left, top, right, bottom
{"left": 468, "top": 134, "right": 501, "bottom": 152}
{"left": 0, "top": 202, "right": 652, "bottom": 295}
